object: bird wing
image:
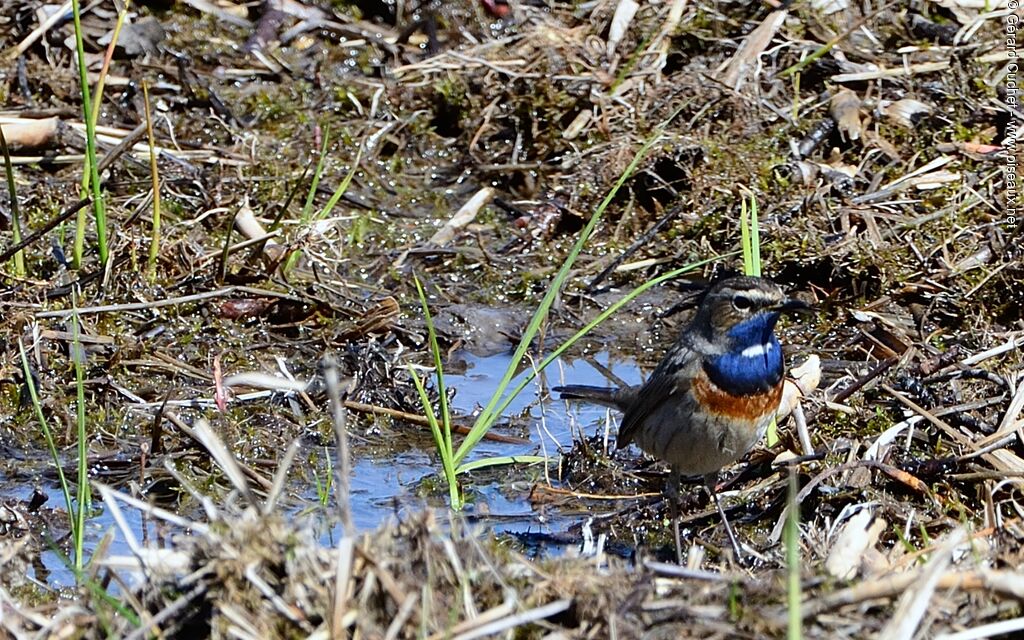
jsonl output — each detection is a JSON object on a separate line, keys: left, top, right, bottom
{"left": 616, "top": 342, "right": 698, "bottom": 449}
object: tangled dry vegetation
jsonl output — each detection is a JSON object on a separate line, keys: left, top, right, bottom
{"left": 0, "top": 0, "right": 1021, "bottom": 636}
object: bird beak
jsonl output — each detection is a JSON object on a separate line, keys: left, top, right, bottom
{"left": 773, "top": 298, "right": 810, "bottom": 313}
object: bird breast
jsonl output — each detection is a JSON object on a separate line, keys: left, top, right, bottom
{"left": 691, "top": 367, "right": 784, "bottom": 421}
{"left": 631, "top": 368, "right": 782, "bottom": 476}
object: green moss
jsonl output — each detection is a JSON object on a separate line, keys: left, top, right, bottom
{"left": 865, "top": 406, "right": 896, "bottom": 435}
{"left": 418, "top": 473, "right": 443, "bottom": 496}
{"left": 435, "top": 77, "right": 469, "bottom": 113}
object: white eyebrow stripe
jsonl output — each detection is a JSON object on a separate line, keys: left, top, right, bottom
{"left": 729, "top": 290, "right": 781, "bottom": 307}
{"left": 737, "top": 291, "right": 775, "bottom": 302}
{"left": 741, "top": 342, "right": 774, "bottom": 358}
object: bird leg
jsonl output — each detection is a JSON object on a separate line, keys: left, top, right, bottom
{"left": 666, "top": 466, "right": 683, "bottom": 565}
{"left": 705, "top": 473, "right": 745, "bottom": 564}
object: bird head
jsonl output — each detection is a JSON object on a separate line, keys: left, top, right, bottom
{"left": 693, "top": 276, "right": 807, "bottom": 349}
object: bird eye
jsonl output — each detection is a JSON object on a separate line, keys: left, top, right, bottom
{"left": 732, "top": 295, "right": 753, "bottom": 311}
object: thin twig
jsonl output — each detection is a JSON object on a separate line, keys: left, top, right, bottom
{"left": 0, "top": 197, "right": 91, "bottom": 263}
{"left": 324, "top": 357, "right": 354, "bottom": 535}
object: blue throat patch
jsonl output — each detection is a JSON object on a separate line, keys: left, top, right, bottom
{"left": 704, "top": 313, "right": 784, "bottom": 396}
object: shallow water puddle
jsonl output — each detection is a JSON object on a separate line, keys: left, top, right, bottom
{"left": 324, "top": 352, "right": 645, "bottom": 542}
{"left": 22, "top": 352, "right": 644, "bottom": 588}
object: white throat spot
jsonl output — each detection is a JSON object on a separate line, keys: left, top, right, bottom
{"left": 740, "top": 342, "right": 774, "bottom": 359}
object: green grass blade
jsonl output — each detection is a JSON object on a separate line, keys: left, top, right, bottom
{"left": 750, "top": 196, "right": 761, "bottom": 277}
{"left": 72, "top": 292, "right": 89, "bottom": 572}
{"left": 142, "top": 81, "right": 162, "bottom": 282}
{"left": 408, "top": 366, "right": 460, "bottom": 508}
{"left": 741, "top": 196, "right": 764, "bottom": 277}
{"left": 216, "top": 212, "right": 234, "bottom": 284}
{"left": 89, "top": 0, "right": 127, "bottom": 135}
{"left": 411, "top": 273, "right": 464, "bottom": 507}
{"left": 313, "top": 447, "right": 334, "bottom": 506}
{"left": 46, "top": 538, "right": 141, "bottom": 625}
{"left": 740, "top": 198, "right": 751, "bottom": 274}
{"left": 315, "top": 148, "right": 362, "bottom": 222}
{"left": 414, "top": 275, "right": 453, "bottom": 455}
{"left": 0, "top": 127, "right": 25, "bottom": 277}
{"left": 407, "top": 368, "right": 447, "bottom": 466}
{"left": 70, "top": 0, "right": 107, "bottom": 266}
{"left": 455, "top": 455, "right": 546, "bottom": 475}
{"left": 283, "top": 126, "right": 332, "bottom": 272}
{"left": 18, "top": 341, "right": 77, "bottom": 548}
{"left": 301, "top": 127, "right": 331, "bottom": 222}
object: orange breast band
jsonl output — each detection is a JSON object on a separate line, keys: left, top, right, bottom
{"left": 691, "top": 369, "right": 784, "bottom": 421}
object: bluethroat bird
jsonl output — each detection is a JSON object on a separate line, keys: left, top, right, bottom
{"left": 554, "top": 276, "right": 807, "bottom": 563}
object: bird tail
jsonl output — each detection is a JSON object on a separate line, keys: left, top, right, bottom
{"left": 552, "top": 385, "right": 623, "bottom": 409}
